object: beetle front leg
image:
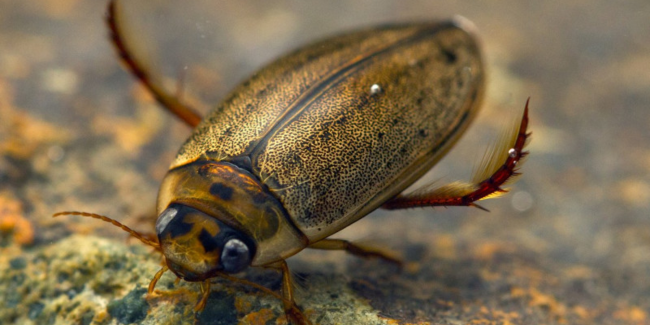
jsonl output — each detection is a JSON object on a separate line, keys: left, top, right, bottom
{"left": 309, "top": 239, "right": 402, "bottom": 267}
{"left": 383, "top": 101, "right": 530, "bottom": 210}
{"left": 107, "top": 0, "right": 202, "bottom": 127}
{"left": 268, "top": 261, "right": 312, "bottom": 325}
{"left": 194, "top": 281, "right": 212, "bottom": 314}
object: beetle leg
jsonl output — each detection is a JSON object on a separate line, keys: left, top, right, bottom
{"left": 194, "top": 280, "right": 212, "bottom": 313}
{"left": 148, "top": 265, "right": 169, "bottom": 294}
{"left": 107, "top": 0, "right": 202, "bottom": 127}
{"left": 267, "top": 261, "right": 312, "bottom": 325}
{"left": 309, "top": 239, "right": 403, "bottom": 267}
{"left": 383, "top": 101, "right": 530, "bottom": 210}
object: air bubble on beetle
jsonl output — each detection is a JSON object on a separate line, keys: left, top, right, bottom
{"left": 508, "top": 148, "right": 517, "bottom": 158}
{"left": 370, "top": 84, "right": 382, "bottom": 95}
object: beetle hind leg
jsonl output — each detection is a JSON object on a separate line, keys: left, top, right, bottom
{"left": 383, "top": 100, "right": 530, "bottom": 210}
{"left": 309, "top": 239, "right": 403, "bottom": 267}
{"left": 107, "top": 0, "right": 202, "bottom": 127}
{"left": 267, "top": 261, "right": 312, "bottom": 325}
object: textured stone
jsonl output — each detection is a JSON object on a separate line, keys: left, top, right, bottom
{"left": 1, "top": 0, "right": 649, "bottom": 324}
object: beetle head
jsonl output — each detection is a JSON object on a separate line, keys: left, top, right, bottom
{"left": 155, "top": 203, "right": 255, "bottom": 281}
{"left": 155, "top": 160, "right": 306, "bottom": 280}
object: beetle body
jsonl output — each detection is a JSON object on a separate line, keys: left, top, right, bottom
{"left": 157, "top": 20, "right": 484, "bottom": 271}
{"left": 56, "top": 4, "right": 531, "bottom": 324}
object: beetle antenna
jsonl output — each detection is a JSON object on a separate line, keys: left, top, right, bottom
{"left": 53, "top": 211, "right": 160, "bottom": 249}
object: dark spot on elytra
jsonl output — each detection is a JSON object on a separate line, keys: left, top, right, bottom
{"left": 419, "top": 129, "right": 429, "bottom": 137}
{"left": 210, "top": 182, "right": 234, "bottom": 201}
{"left": 378, "top": 132, "right": 385, "bottom": 140}
{"left": 198, "top": 228, "right": 220, "bottom": 253}
{"left": 442, "top": 48, "right": 457, "bottom": 64}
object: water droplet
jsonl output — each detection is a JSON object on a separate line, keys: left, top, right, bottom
{"left": 47, "top": 145, "right": 65, "bottom": 162}
{"left": 511, "top": 191, "right": 533, "bottom": 212}
{"left": 370, "top": 84, "right": 382, "bottom": 95}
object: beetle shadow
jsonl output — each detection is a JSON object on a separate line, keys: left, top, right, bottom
{"left": 344, "top": 241, "right": 492, "bottom": 323}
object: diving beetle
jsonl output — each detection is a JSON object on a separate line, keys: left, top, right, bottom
{"left": 55, "top": 1, "right": 530, "bottom": 324}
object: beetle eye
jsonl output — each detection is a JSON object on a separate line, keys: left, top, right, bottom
{"left": 221, "top": 238, "right": 250, "bottom": 273}
{"left": 155, "top": 206, "right": 178, "bottom": 235}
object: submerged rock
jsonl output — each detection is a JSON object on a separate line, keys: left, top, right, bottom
{"left": 0, "top": 235, "right": 388, "bottom": 325}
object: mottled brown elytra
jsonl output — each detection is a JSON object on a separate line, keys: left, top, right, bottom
{"left": 54, "top": 1, "right": 531, "bottom": 324}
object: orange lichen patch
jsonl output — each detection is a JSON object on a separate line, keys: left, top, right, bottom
{"left": 479, "top": 268, "right": 501, "bottom": 282}
{"left": 234, "top": 295, "right": 253, "bottom": 314}
{"left": 91, "top": 90, "right": 164, "bottom": 156}
{"left": 527, "top": 288, "right": 565, "bottom": 316}
{"left": 468, "top": 319, "right": 508, "bottom": 325}
{"left": 470, "top": 307, "right": 520, "bottom": 325}
{"left": 0, "top": 54, "right": 31, "bottom": 79}
{"left": 511, "top": 265, "right": 557, "bottom": 287}
{"left": 379, "top": 318, "right": 402, "bottom": 325}
{"left": 93, "top": 310, "right": 110, "bottom": 323}
{"left": 239, "top": 308, "right": 276, "bottom": 325}
{"left": 572, "top": 306, "right": 591, "bottom": 320}
{"left": 616, "top": 178, "right": 650, "bottom": 208}
{"left": 510, "top": 286, "right": 568, "bottom": 323}
{"left": 39, "top": 0, "right": 83, "bottom": 19}
{"left": 472, "top": 241, "right": 516, "bottom": 261}
{"left": 432, "top": 234, "right": 456, "bottom": 259}
{"left": 0, "top": 193, "right": 34, "bottom": 245}
{"left": 0, "top": 80, "right": 71, "bottom": 160}
{"left": 613, "top": 306, "right": 647, "bottom": 323}
{"left": 382, "top": 316, "right": 434, "bottom": 325}
{"left": 563, "top": 265, "right": 595, "bottom": 278}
